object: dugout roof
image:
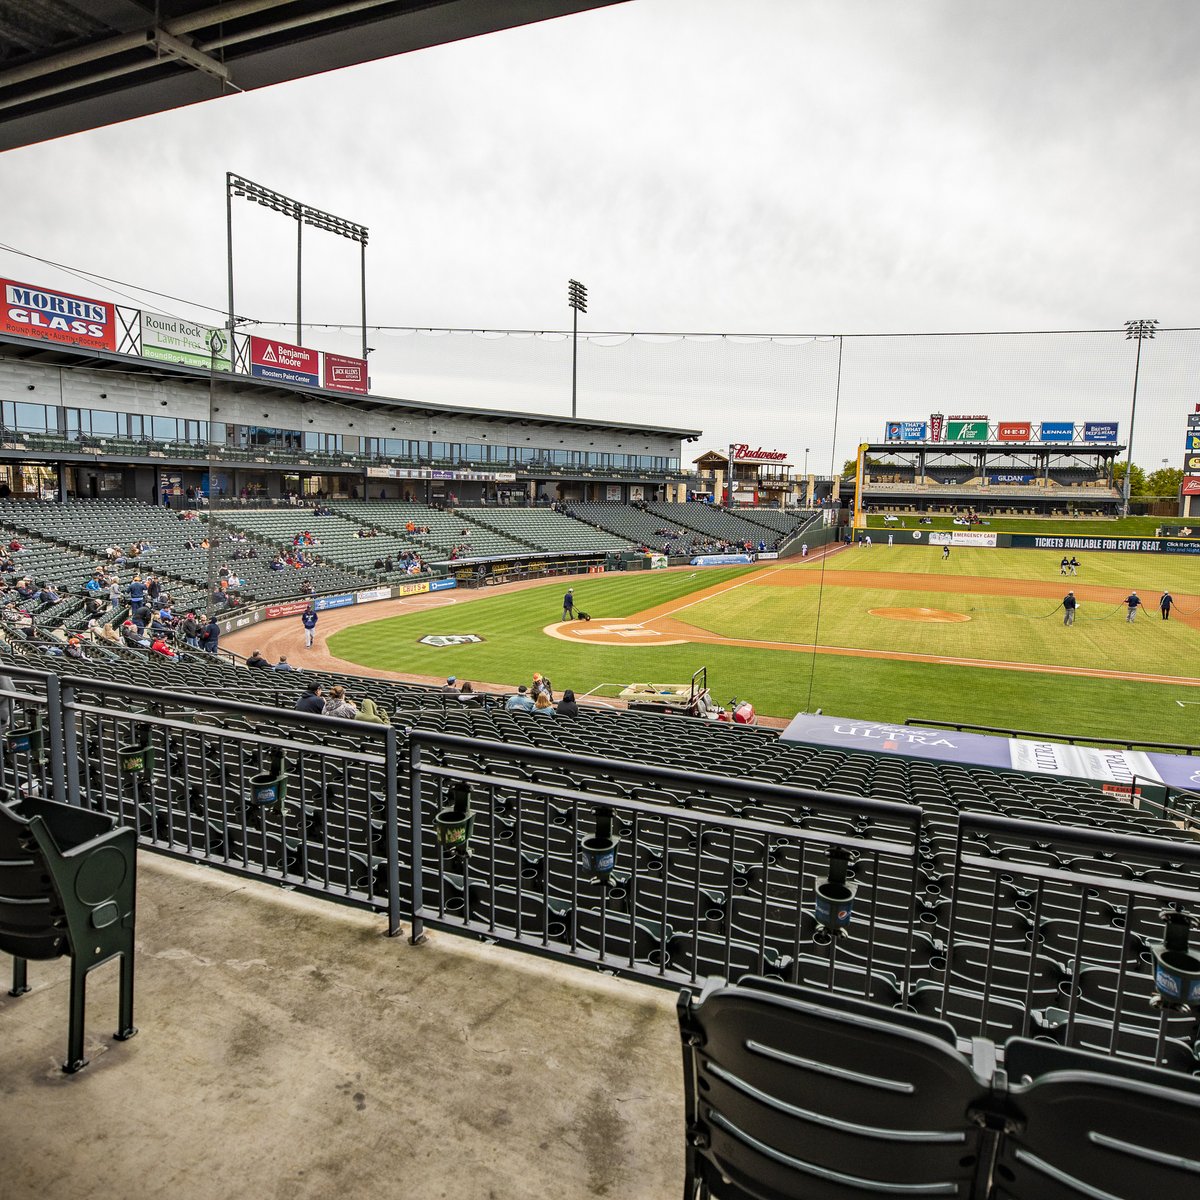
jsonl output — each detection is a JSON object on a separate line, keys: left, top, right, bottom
{"left": 0, "top": 1, "right": 628, "bottom": 152}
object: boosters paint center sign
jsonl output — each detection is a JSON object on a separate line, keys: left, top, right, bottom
{"left": 250, "top": 336, "right": 319, "bottom": 387}
{"left": 2, "top": 278, "right": 115, "bottom": 350}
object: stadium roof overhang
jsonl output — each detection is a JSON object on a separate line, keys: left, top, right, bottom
{"left": 0, "top": 0, "right": 629, "bottom": 153}
{"left": 0, "top": 331, "right": 701, "bottom": 440}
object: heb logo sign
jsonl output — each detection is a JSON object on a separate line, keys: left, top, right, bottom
{"left": 2, "top": 278, "right": 116, "bottom": 350}
{"left": 250, "top": 336, "right": 319, "bottom": 387}
{"left": 997, "top": 422, "right": 1031, "bottom": 441}
{"left": 323, "top": 352, "right": 368, "bottom": 395}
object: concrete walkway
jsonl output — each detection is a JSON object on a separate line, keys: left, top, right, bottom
{"left": 1, "top": 857, "right": 683, "bottom": 1200}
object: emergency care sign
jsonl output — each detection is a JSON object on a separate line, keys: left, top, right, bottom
{"left": 2, "top": 278, "right": 116, "bottom": 350}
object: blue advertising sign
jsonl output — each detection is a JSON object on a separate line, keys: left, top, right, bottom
{"left": 1040, "top": 422, "right": 1074, "bottom": 443}
{"left": 1083, "top": 422, "right": 1119, "bottom": 443}
{"left": 884, "top": 421, "right": 927, "bottom": 442}
{"left": 430, "top": 578, "right": 459, "bottom": 591}
{"left": 988, "top": 474, "right": 1034, "bottom": 485}
{"left": 314, "top": 592, "right": 355, "bottom": 611}
{"left": 1185, "top": 433, "right": 1200, "bottom": 452}
{"left": 691, "top": 554, "right": 754, "bottom": 566}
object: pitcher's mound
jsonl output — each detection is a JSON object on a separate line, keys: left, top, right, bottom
{"left": 869, "top": 607, "right": 970, "bottom": 623}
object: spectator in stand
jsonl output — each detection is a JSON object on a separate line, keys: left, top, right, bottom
{"left": 121, "top": 620, "right": 149, "bottom": 649}
{"left": 36, "top": 581, "right": 61, "bottom": 606}
{"left": 356, "top": 697, "right": 390, "bottom": 725}
{"left": 99, "top": 622, "right": 122, "bottom": 646}
{"left": 201, "top": 614, "right": 220, "bottom": 652}
{"left": 295, "top": 682, "right": 324, "bottom": 713}
{"left": 555, "top": 689, "right": 579, "bottom": 717}
{"left": 128, "top": 575, "right": 145, "bottom": 605}
{"left": 8, "top": 536, "right": 23, "bottom": 552}
{"left": 180, "top": 612, "right": 200, "bottom": 648}
{"left": 506, "top": 685, "right": 535, "bottom": 713}
{"left": 146, "top": 576, "right": 162, "bottom": 603}
{"left": 246, "top": 649, "right": 272, "bottom": 670}
{"left": 64, "top": 636, "right": 88, "bottom": 661}
{"left": 533, "top": 692, "right": 555, "bottom": 716}
{"left": 84, "top": 572, "right": 105, "bottom": 595}
{"left": 323, "top": 686, "right": 357, "bottom": 719}
{"left": 531, "top": 673, "right": 554, "bottom": 702}
{"left": 150, "top": 636, "right": 178, "bottom": 659}
{"left": 273, "top": 656, "right": 294, "bottom": 672}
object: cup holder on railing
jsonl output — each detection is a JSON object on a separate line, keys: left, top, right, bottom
{"left": 928, "top": 954, "right": 947, "bottom": 972}
{"left": 647, "top": 948, "right": 671, "bottom": 969}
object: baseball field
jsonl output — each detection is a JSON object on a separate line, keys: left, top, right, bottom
{"left": 326, "top": 545, "right": 1200, "bottom": 743}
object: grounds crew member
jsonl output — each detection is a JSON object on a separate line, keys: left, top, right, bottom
{"left": 302, "top": 604, "right": 318, "bottom": 647}
{"left": 1062, "top": 591, "right": 1077, "bottom": 626}
{"left": 1125, "top": 591, "right": 1141, "bottom": 623}
{"left": 1160, "top": 591, "right": 1174, "bottom": 621}
{"left": 562, "top": 588, "right": 575, "bottom": 621}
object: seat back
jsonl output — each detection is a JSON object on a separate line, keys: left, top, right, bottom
{"left": 0, "top": 797, "right": 67, "bottom": 960}
{"left": 678, "top": 978, "right": 988, "bottom": 1199}
{"left": 998, "top": 1039, "right": 1200, "bottom": 1200}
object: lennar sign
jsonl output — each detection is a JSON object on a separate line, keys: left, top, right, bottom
{"left": 730, "top": 444, "right": 789, "bottom": 463}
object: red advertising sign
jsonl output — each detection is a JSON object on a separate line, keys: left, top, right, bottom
{"left": 322, "top": 351, "right": 368, "bottom": 395}
{"left": 730, "top": 443, "right": 789, "bottom": 462}
{"left": 929, "top": 413, "right": 945, "bottom": 442}
{"left": 264, "top": 599, "right": 314, "bottom": 620}
{"left": 1, "top": 277, "right": 116, "bottom": 350}
{"left": 249, "top": 336, "right": 320, "bottom": 387}
{"left": 997, "top": 422, "right": 1032, "bottom": 441}
{"left": 1182, "top": 477, "right": 1200, "bottom": 496}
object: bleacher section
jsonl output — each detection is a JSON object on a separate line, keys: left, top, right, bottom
{"left": 216, "top": 509, "right": 429, "bottom": 583}
{"left": 456, "top": 508, "right": 632, "bottom": 554}
{"left": 0, "top": 499, "right": 368, "bottom": 601}
{"left": 645, "top": 500, "right": 800, "bottom": 547}
{"left": 331, "top": 502, "right": 533, "bottom": 560}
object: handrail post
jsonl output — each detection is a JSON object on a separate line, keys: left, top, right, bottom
{"left": 383, "top": 723, "right": 401, "bottom": 937}
{"left": 408, "top": 730, "right": 427, "bottom": 945}
{"left": 44, "top": 673, "right": 68, "bottom": 806}
{"left": 60, "top": 679, "right": 80, "bottom": 806}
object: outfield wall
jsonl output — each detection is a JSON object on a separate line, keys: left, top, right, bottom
{"left": 859, "top": 528, "right": 1200, "bottom": 555}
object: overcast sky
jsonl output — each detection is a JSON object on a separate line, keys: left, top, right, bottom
{"left": 1, "top": 0, "right": 1197, "bottom": 474}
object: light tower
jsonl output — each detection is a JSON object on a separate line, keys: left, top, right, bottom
{"left": 567, "top": 279, "right": 588, "bottom": 419}
{"left": 1121, "top": 318, "right": 1158, "bottom": 517}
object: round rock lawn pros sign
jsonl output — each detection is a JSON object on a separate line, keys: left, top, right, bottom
{"left": 2, "top": 278, "right": 116, "bottom": 350}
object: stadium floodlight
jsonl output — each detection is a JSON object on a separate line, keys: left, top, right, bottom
{"left": 226, "top": 171, "right": 370, "bottom": 357}
{"left": 1120, "top": 318, "right": 1158, "bottom": 517}
{"left": 568, "top": 279, "right": 588, "bottom": 419}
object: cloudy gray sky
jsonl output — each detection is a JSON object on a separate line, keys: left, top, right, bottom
{"left": 1, "top": 0, "right": 1197, "bottom": 474}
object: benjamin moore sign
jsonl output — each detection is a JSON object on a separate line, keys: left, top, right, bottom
{"left": 141, "top": 312, "right": 230, "bottom": 369}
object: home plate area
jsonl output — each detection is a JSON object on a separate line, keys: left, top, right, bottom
{"left": 545, "top": 620, "right": 689, "bottom": 646}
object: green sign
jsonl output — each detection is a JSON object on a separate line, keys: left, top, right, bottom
{"left": 946, "top": 419, "right": 989, "bottom": 442}
{"left": 140, "top": 312, "right": 231, "bottom": 370}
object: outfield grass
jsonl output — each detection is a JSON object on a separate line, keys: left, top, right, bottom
{"left": 328, "top": 566, "right": 1200, "bottom": 742}
{"left": 800, "top": 546, "right": 1200, "bottom": 592}
{"left": 863, "top": 514, "right": 1191, "bottom": 536}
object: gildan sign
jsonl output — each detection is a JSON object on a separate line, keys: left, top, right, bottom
{"left": 250, "top": 336, "right": 319, "bottom": 387}
{"left": 997, "top": 422, "right": 1031, "bottom": 441}
{"left": 1, "top": 278, "right": 115, "bottom": 350}
{"left": 322, "top": 352, "right": 368, "bottom": 395}
{"left": 141, "top": 312, "right": 230, "bottom": 369}
{"left": 730, "top": 444, "right": 789, "bottom": 463}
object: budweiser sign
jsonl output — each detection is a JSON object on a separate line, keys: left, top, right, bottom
{"left": 730, "top": 443, "right": 789, "bottom": 462}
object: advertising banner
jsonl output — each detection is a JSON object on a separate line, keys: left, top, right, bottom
{"left": 1183, "top": 477, "right": 1200, "bottom": 496}
{"left": 648, "top": 554, "right": 668, "bottom": 569}
{"left": 429, "top": 578, "right": 458, "bottom": 591}
{"left": 691, "top": 554, "right": 754, "bottom": 566}
{"left": 989, "top": 473, "right": 1034, "bottom": 484}
{"left": 1, "top": 277, "right": 116, "bottom": 350}
{"left": 1188, "top": 413, "right": 1200, "bottom": 430}
{"left": 996, "top": 422, "right": 1032, "bottom": 441}
{"left": 730, "top": 443, "right": 789, "bottom": 463}
{"left": 756, "top": 551, "right": 780, "bottom": 560}
{"left": 1186, "top": 434, "right": 1200, "bottom": 452}
{"left": 929, "top": 413, "right": 945, "bottom": 442}
{"left": 314, "top": 592, "right": 355, "bottom": 611}
{"left": 606, "top": 484, "right": 622, "bottom": 501}
{"left": 322, "top": 351, "right": 368, "bottom": 394}
{"left": 263, "top": 599, "right": 313, "bottom": 620}
{"left": 141, "top": 312, "right": 231, "bottom": 369}
{"left": 1185, "top": 455, "right": 1200, "bottom": 473}
{"left": 779, "top": 713, "right": 1197, "bottom": 796}
{"left": 929, "top": 531, "right": 998, "bottom": 547}
{"left": 1011, "top": 534, "right": 1200, "bottom": 554}
{"left": 884, "top": 421, "right": 927, "bottom": 441}
{"left": 250, "top": 335, "right": 320, "bottom": 387}
{"left": 1039, "top": 421, "right": 1074, "bottom": 443}
{"left": 355, "top": 586, "right": 391, "bottom": 604}
{"left": 1083, "top": 422, "right": 1118, "bottom": 443}
{"left": 946, "top": 419, "right": 988, "bottom": 442}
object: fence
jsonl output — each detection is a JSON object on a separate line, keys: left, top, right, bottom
{"left": 2, "top": 669, "right": 1196, "bottom": 1072}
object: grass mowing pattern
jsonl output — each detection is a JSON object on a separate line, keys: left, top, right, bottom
{"left": 328, "top": 560, "right": 1200, "bottom": 742}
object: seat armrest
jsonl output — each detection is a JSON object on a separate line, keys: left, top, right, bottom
{"left": 17, "top": 795, "right": 116, "bottom": 850}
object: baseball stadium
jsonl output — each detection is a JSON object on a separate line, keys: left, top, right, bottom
{"left": 2, "top": 5, "right": 1200, "bottom": 1200}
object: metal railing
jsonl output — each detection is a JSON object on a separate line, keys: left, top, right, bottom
{"left": 904, "top": 717, "right": 1199, "bottom": 756}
